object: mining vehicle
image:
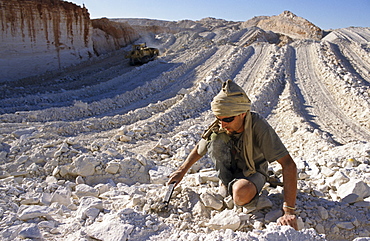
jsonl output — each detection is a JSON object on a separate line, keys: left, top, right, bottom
{"left": 126, "top": 43, "right": 159, "bottom": 65}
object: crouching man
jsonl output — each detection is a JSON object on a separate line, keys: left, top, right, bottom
{"left": 168, "top": 79, "right": 298, "bottom": 230}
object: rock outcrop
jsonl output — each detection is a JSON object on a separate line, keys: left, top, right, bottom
{"left": 0, "top": 0, "right": 94, "bottom": 82}
{"left": 91, "top": 18, "right": 140, "bottom": 55}
{"left": 242, "top": 10, "right": 323, "bottom": 40}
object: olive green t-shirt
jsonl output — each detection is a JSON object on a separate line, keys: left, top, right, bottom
{"left": 197, "top": 112, "right": 289, "bottom": 176}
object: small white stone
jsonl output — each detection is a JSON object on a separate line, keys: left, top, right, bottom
{"left": 253, "top": 220, "right": 264, "bottom": 230}
{"left": 265, "top": 209, "right": 283, "bottom": 222}
{"left": 256, "top": 196, "right": 273, "bottom": 210}
{"left": 105, "top": 162, "right": 120, "bottom": 174}
{"left": 207, "top": 209, "right": 241, "bottom": 231}
{"left": 119, "top": 135, "right": 132, "bottom": 142}
{"left": 51, "top": 186, "right": 72, "bottom": 206}
{"left": 75, "top": 184, "right": 99, "bottom": 198}
{"left": 76, "top": 176, "right": 85, "bottom": 184}
{"left": 321, "top": 166, "right": 335, "bottom": 177}
{"left": 200, "top": 192, "right": 223, "bottom": 210}
{"left": 336, "top": 221, "right": 355, "bottom": 230}
{"left": 105, "top": 148, "right": 119, "bottom": 156}
{"left": 317, "top": 206, "right": 329, "bottom": 220}
{"left": 338, "top": 179, "right": 370, "bottom": 203}
{"left": 297, "top": 217, "right": 305, "bottom": 230}
{"left": 315, "top": 223, "right": 325, "bottom": 233}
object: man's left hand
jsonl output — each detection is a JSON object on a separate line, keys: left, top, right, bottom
{"left": 277, "top": 214, "right": 298, "bottom": 230}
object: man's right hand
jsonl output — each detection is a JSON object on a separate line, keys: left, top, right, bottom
{"left": 167, "top": 169, "right": 185, "bottom": 186}
{"left": 167, "top": 145, "right": 202, "bottom": 186}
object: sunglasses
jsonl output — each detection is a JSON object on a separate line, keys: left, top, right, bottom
{"left": 216, "top": 116, "right": 235, "bottom": 123}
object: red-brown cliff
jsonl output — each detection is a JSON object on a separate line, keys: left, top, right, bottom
{"left": 0, "top": 0, "right": 94, "bottom": 82}
{"left": 91, "top": 18, "right": 139, "bottom": 55}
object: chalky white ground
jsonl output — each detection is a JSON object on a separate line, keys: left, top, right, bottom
{"left": 0, "top": 20, "right": 369, "bottom": 240}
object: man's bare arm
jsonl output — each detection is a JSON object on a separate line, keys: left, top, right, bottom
{"left": 167, "top": 146, "right": 202, "bottom": 186}
{"left": 277, "top": 154, "right": 298, "bottom": 230}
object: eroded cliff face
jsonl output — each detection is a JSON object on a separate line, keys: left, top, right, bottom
{"left": 0, "top": 0, "right": 94, "bottom": 82}
{"left": 92, "top": 18, "right": 140, "bottom": 56}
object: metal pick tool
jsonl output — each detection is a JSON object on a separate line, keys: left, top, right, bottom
{"left": 163, "top": 182, "right": 176, "bottom": 209}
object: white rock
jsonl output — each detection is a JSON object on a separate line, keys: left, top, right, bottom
{"left": 337, "top": 179, "right": 370, "bottom": 203}
{"left": 15, "top": 155, "right": 28, "bottom": 165}
{"left": 149, "top": 166, "right": 173, "bottom": 184}
{"left": 12, "top": 127, "right": 36, "bottom": 138}
{"left": 20, "top": 194, "right": 40, "bottom": 205}
{"left": 129, "top": 194, "right": 144, "bottom": 206}
{"left": 178, "top": 88, "right": 189, "bottom": 95}
{"left": 336, "top": 221, "right": 355, "bottom": 230}
{"left": 224, "top": 196, "right": 234, "bottom": 209}
{"left": 73, "top": 155, "right": 99, "bottom": 177}
{"left": 208, "top": 209, "right": 241, "bottom": 231}
{"left": 256, "top": 196, "right": 273, "bottom": 210}
{"left": 185, "top": 173, "right": 202, "bottom": 186}
{"left": 105, "top": 161, "right": 120, "bottom": 174}
{"left": 320, "top": 166, "right": 335, "bottom": 177}
{"left": 85, "top": 207, "right": 100, "bottom": 220}
{"left": 86, "top": 213, "right": 134, "bottom": 241}
{"left": 38, "top": 220, "right": 55, "bottom": 229}
{"left": 95, "top": 183, "right": 111, "bottom": 195}
{"left": 119, "top": 135, "right": 132, "bottom": 142}
{"left": 200, "top": 192, "right": 223, "bottom": 210}
{"left": 328, "top": 171, "right": 350, "bottom": 188}
{"left": 76, "top": 176, "right": 85, "bottom": 184}
{"left": 315, "top": 223, "right": 325, "bottom": 233}
{"left": 45, "top": 176, "right": 58, "bottom": 184}
{"left": 18, "top": 224, "right": 42, "bottom": 239}
{"left": 242, "top": 205, "right": 257, "bottom": 214}
{"left": 157, "top": 138, "right": 171, "bottom": 146}
{"left": 192, "top": 201, "right": 210, "bottom": 218}
{"left": 353, "top": 238, "right": 370, "bottom": 241}
{"left": 317, "top": 206, "right": 329, "bottom": 220}
{"left": 118, "top": 157, "right": 150, "bottom": 184}
{"left": 297, "top": 217, "right": 305, "bottom": 230}
{"left": 40, "top": 193, "right": 52, "bottom": 206}
{"left": 199, "top": 170, "right": 219, "bottom": 183}
{"left": 136, "top": 154, "right": 148, "bottom": 166}
{"left": 238, "top": 213, "right": 250, "bottom": 222}
{"left": 52, "top": 167, "right": 60, "bottom": 176}
{"left": 75, "top": 184, "right": 99, "bottom": 198}
{"left": 105, "top": 148, "right": 119, "bottom": 156}
{"left": 51, "top": 186, "right": 72, "bottom": 206}
{"left": 265, "top": 209, "right": 283, "bottom": 222}
{"left": 253, "top": 220, "right": 264, "bottom": 230}
{"left": 18, "top": 205, "right": 50, "bottom": 221}
{"left": 76, "top": 196, "right": 103, "bottom": 219}
{"left": 59, "top": 142, "right": 69, "bottom": 153}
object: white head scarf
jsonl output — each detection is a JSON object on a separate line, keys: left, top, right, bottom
{"left": 211, "top": 79, "right": 256, "bottom": 177}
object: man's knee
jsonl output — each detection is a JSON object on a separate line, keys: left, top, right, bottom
{"left": 232, "top": 179, "right": 257, "bottom": 206}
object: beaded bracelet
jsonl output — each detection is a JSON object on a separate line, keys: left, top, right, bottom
{"left": 283, "top": 205, "right": 296, "bottom": 210}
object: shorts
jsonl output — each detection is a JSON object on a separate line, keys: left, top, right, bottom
{"left": 206, "top": 131, "right": 267, "bottom": 207}
{"left": 228, "top": 171, "right": 267, "bottom": 207}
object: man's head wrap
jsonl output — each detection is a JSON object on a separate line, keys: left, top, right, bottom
{"left": 211, "top": 79, "right": 256, "bottom": 177}
{"left": 211, "top": 79, "right": 251, "bottom": 117}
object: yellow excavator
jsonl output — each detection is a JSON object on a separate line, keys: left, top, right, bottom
{"left": 126, "top": 43, "right": 159, "bottom": 65}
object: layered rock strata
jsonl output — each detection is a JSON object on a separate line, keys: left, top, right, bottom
{"left": 0, "top": 0, "right": 93, "bottom": 82}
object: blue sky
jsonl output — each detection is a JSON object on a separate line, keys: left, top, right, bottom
{"left": 69, "top": 0, "right": 369, "bottom": 30}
